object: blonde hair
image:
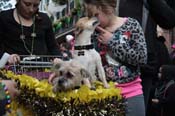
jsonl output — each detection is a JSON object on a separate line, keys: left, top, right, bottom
{"left": 84, "top": 0, "right": 117, "bottom": 17}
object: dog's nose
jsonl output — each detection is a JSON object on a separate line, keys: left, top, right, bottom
{"left": 58, "top": 79, "right": 65, "bottom": 85}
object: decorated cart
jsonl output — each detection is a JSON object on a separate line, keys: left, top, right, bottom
{"left": 0, "top": 55, "right": 126, "bottom": 116}
{"left": 0, "top": 0, "right": 127, "bottom": 115}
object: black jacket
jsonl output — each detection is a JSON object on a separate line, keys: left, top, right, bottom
{"left": 0, "top": 9, "right": 61, "bottom": 57}
{"left": 148, "top": 0, "right": 175, "bottom": 29}
{"left": 119, "top": 0, "right": 175, "bottom": 77}
{"left": 156, "top": 65, "right": 175, "bottom": 116}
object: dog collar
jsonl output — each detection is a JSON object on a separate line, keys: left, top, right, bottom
{"left": 74, "top": 44, "right": 94, "bottom": 50}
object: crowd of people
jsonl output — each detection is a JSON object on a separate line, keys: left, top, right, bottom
{"left": 0, "top": 0, "right": 175, "bottom": 116}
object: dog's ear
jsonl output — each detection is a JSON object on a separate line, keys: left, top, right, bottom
{"left": 74, "top": 22, "right": 84, "bottom": 37}
{"left": 75, "top": 17, "right": 89, "bottom": 35}
{"left": 52, "top": 58, "right": 64, "bottom": 72}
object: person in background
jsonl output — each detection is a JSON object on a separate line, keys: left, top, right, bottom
{"left": 151, "top": 65, "right": 175, "bottom": 116}
{"left": 118, "top": 0, "right": 175, "bottom": 114}
{"left": 83, "top": 0, "right": 147, "bottom": 115}
{"left": 146, "top": 26, "right": 174, "bottom": 116}
{"left": 155, "top": 26, "right": 172, "bottom": 70}
{"left": 0, "top": 0, "right": 61, "bottom": 58}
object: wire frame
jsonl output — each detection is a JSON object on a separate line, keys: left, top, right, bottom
{"left": 7, "top": 55, "right": 62, "bottom": 80}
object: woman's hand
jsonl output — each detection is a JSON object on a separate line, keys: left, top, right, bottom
{"left": 1, "top": 80, "right": 20, "bottom": 99}
{"left": 152, "top": 98, "right": 159, "bottom": 104}
{"left": 8, "top": 54, "right": 20, "bottom": 64}
{"left": 96, "top": 26, "right": 113, "bottom": 44}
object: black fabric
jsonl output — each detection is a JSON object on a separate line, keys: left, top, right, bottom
{"left": 150, "top": 81, "right": 175, "bottom": 116}
{"left": 155, "top": 36, "right": 172, "bottom": 69}
{"left": 161, "top": 65, "right": 175, "bottom": 81}
{"left": 151, "top": 65, "right": 175, "bottom": 116}
{"left": 147, "top": 0, "right": 175, "bottom": 29}
{"left": 0, "top": 99, "right": 6, "bottom": 116}
{"left": 141, "top": 77, "right": 153, "bottom": 110}
{"left": 119, "top": 0, "right": 143, "bottom": 24}
{"left": 160, "top": 83, "right": 175, "bottom": 116}
{"left": 0, "top": 9, "right": 61, "bottom": 57}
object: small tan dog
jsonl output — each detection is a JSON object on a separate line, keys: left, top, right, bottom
{"left": 73, "top": 17, "right": 109, "bottom": 89}
{"left": 51, "top": 58, "right": 93, "bottom": 92}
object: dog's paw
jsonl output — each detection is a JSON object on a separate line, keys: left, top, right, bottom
{"left": 82, "top": 78, "right": 92, "bottom": 88}
{"left": 104, "top": 83, "right": 110, "bottom": 89}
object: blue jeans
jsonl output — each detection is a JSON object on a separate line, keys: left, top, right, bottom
{"left": 125, "top": 94, "right": 145, "bottom": 116}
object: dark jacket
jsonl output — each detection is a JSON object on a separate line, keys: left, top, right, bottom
{"left": 0, "top": 9, "right": 61, "bottom": 57}
{"left": 154, "top": 65, "right": 175, "bottom": 116}
{"left": 119, "top": 0, "right": 175, "bottom": 78}
{"left": 155, "top": 36, "right": 172, "bottom": 68}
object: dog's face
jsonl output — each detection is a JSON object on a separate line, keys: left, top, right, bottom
{"left": 74, "top": 17, "right": 99, "bottom": 38}
{"left": 52, "top": 59, "right": 91, "bottom": 92}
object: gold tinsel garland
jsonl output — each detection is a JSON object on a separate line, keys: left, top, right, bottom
{"left": 1, "top": 70, "right": 126, "bottom": 116}
{"left": 4, "top": 71, "right": 122, "bottom": 103}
